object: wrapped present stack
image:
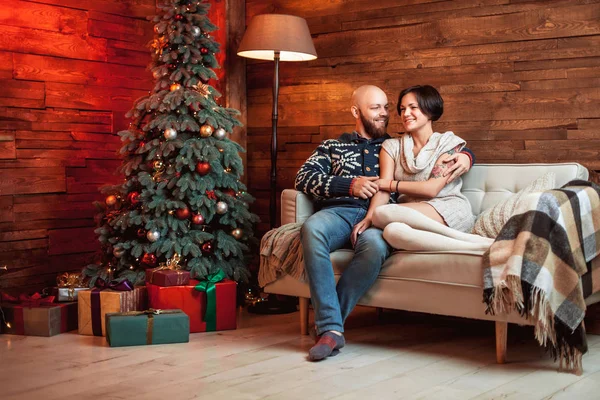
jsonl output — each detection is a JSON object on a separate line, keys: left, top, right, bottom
{"left": 146, "top": 256, "right": 236, "bottom": 333}
{"left": 78, "top": 279, "right": 147, "bottom": 337}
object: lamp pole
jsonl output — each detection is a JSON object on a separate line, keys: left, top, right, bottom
{"left": 270, "top": 51, "right": 280, "bottom": 229}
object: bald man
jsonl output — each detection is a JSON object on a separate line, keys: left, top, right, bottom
{"left": 294, "top": 85, "right": 473, "bottom": 361}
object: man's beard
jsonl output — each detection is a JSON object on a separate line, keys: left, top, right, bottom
{"left": 359, "top": 111, "right": 388, "bottom": 138}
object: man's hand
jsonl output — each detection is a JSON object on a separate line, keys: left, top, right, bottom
{"left": 351, "top": 217, "right": 372, "bottom": 247}
{"left": 352, "top": 176, "right": 379, "bottom": 199}
{"left": 443, "top": 153, "right": 471, "bottom": 183}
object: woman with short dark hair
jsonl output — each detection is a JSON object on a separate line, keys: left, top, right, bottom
{"left": 351, "top": 85, "right": 493, "bottom": 251}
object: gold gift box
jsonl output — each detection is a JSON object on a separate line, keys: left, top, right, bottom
{"left": 78, "top": 286, "right": 147, "bottom": 336}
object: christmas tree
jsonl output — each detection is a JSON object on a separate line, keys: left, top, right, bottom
{"left": 84, "top": 0, "right": 258, "bottom": 286}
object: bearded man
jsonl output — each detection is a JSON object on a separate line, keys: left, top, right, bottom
{"left": 294, "top": 85, "right": 474, "bottom": 361}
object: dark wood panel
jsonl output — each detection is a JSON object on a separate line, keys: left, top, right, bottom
{"left": 246, "top": 0, "right": 600, "bottom": 231}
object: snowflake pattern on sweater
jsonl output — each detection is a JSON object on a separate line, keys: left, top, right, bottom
{"left": 295, "top": 132, "right": 389, "bottom": 209}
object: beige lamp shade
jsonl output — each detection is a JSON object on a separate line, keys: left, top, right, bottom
{"left": 237, "top": 14, "right": 317, "bottom": 61}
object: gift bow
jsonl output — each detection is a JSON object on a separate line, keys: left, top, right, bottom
{"left": 94, "top": 278, "right": 134, "bottom": 292}
{"left": 1, "top": 292, "right": 56, "bottom": 307}
{"left": 194, "top": 269, "right": 226, "bottom": 332}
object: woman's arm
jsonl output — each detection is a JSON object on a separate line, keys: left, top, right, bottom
{"left": 350, "top": 148, "right": 395, "bottom": 246}
{"left": 378, "top": 149, "right": 458, "bottom": 199}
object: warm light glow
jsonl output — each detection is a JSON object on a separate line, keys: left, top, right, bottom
{"left": 6, "top": 322, "right": 11, "bottom": 328}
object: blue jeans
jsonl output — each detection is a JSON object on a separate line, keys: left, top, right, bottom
{"left": 301, "top": 206, "right": 391, "bottom": 335}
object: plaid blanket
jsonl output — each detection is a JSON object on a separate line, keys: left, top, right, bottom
{"left": 483, "top": 180, "right": 600, "bottom": 373}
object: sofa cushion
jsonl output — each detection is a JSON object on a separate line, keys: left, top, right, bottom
{"left": 471, "top": 172, "right": 556, "bottom": 238}
{"left": 331, "top": 249, "right": 485, "bottom": 287}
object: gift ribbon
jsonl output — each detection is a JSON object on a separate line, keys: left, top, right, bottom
{"left": 91, "top": 279, "right": 134, "bottom": 336}
{"left": 149, "top": 253, "right": 186, "bottom": 285}
{"left": 115, "top": 309, "right": 180, "bottom": 344}
{"left": 1, "top": 292, "right": 56, "bottom": 307}
{"left": 194, "top": 269, "right": 226, "bottom": 332}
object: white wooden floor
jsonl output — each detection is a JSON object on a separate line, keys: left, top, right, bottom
{"left": 2, "top": 306, "right": 600, "bottom": 400}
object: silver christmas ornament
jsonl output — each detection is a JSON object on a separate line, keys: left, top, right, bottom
{"left": 191, "top": 26, "right": 202, "bottom": 37}
{"left": 147, "top": 230, "right": 160, "bottom": 242}
{"left": 164, "top": 127, "right": 177, "bottom": 140}
{"left": 216, "top": 201, "right": 228, "bottom": 214}
{"left": 213, "top": 127, "right": 226, "bottom": 140}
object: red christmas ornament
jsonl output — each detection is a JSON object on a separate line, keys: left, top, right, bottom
{"left": 192, "top": 213, "right": 204, "bottom": 225}
{"left": 200, "top": 47, "right": 209, "bottom": 55}
{"left": 141, "top": 253, "right": 158, "bottom": 267}
{"left": 127, "top": 191, "right": 141, "bottom": 205}
{"left": 175, "top": 14, "right": 184, "bottom": 21}
{"left": 223, "top": 188, "right": 236, "bottom": 198}
{"left": 167, "top": 63, "right": 176, "bottom": 69}
{"left": 176, "top": 172, "right": 181, "bottom": 178}
{"left": 175, "top": 207, "right": 190, "bottom": 220}
{"left": 206, "top": 190, "right": 217, "bottom": 200}
{"left": 196, "top": 161, "right": 211, "bottom": 175}
{"left": 201, "top": 241, "right": 213, "bottom": 254}
{"left": 139, "top": 141, "right": 146, "bottom": 148}
{"left": 137, "top": 228, "right": 146, "bottom": 238}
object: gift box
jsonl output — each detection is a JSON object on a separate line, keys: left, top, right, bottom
{"left": 145, "top": 268, "right": 190, "bottom": 287}
{"left": 0, "top": 294, "right": 77, "bottom": 337}
{"left": 105, "top": 309, "right": 189, "bottom": 347}
{"left": 78, "top": 281, "right": 147, "bottom": 337}
{"left": 51, "top": 287, "right": 88, "bottom": 302}
{"left": 146, "top": 276, "right": 236, "bottom": 333}
{"left": 54, "top": 272, "right": 87, "bottom": 302}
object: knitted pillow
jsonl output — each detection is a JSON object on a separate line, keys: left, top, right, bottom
{"left": 471, "top": 172, "right": 556, "bottom": 238}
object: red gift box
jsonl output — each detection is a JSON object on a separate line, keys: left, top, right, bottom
{"left": 145, "top": 267, "right": 190, "bottom": 287}
{"left": 146, "top": 279, "right": 236, "bottom": 332}
{"left": 0, "top": 295, "right": 78, "bottom": 337}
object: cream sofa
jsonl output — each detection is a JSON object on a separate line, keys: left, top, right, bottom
{"left": 263, "top": 163, "right": 599, "bottom": 363}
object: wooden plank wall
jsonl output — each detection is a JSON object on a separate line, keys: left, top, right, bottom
{"left": 0, "top": 0, "right": 157, "bottom": 294}
{"left": 245, "top": 0, "right": 600, "bottom": 232}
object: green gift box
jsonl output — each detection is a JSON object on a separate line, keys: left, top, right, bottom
{"left": 105, "top": 309, "right": 189, "bottom": 347}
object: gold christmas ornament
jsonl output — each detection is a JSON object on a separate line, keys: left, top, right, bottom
{"left": 153, "top": 160, "right": 165, "bottom": 171}
{"left": 200, "top": 124, "right": 214, "bottom": 137}
{"left": 170, "top": 83, "right": 181, "bottom": 92}
{"left": 231, "top": 228, "right": 243, "bottom": 239}
{"left": 105, "top": 195, "right": 118, "bottom": 206}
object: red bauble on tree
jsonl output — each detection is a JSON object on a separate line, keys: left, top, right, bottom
{"left": 222, "top": 188, "right": 236, "bottom": 198}
{"left": 136, "top": 228, "right": 146, "bottom": 238}
{"left": 196, "top": 161, "right": 211, "bottom": 175}
{"left": 141, "top": 253, "right": 158, "bottom": 267}
{"left": 200, "top": 47, "right": 209, "bottom": 55}
{"left": 176, "top": 207, "right": 190, "bottom": 220}
{"left": 201, "top": 241, "right": 213, "bottom": 254}
{"left": 127, "top": 191, "right": 141, "bottom": 205}
{"left": 192, "top": 213, "right": 204, "bottom": 225}
{"left": 174, "top": 14, "right": 184, "bottom": 21}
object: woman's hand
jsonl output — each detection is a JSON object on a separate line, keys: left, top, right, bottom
{"left": 443, "top": 153, "right": 471, "bottom": 183}
{"left": 351, "top": 216, "right": 372, "bottom": 247}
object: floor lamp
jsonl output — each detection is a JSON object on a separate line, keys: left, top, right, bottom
{"left": 238, "top": 14, "right": 317, "bottom": 314}
{"left": 237, "top": 14, "right": 317, "bottom": 230}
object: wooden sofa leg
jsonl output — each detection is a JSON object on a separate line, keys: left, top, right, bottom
{"left": 299, "top": 297, "right": 309, "bottom": 335}
{"left": 495, "top": 321, "right": 508, "bottom": 364}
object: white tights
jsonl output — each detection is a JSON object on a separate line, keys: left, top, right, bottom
{"left": 372, "top": 204, "right": 494, "bottom": 252}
